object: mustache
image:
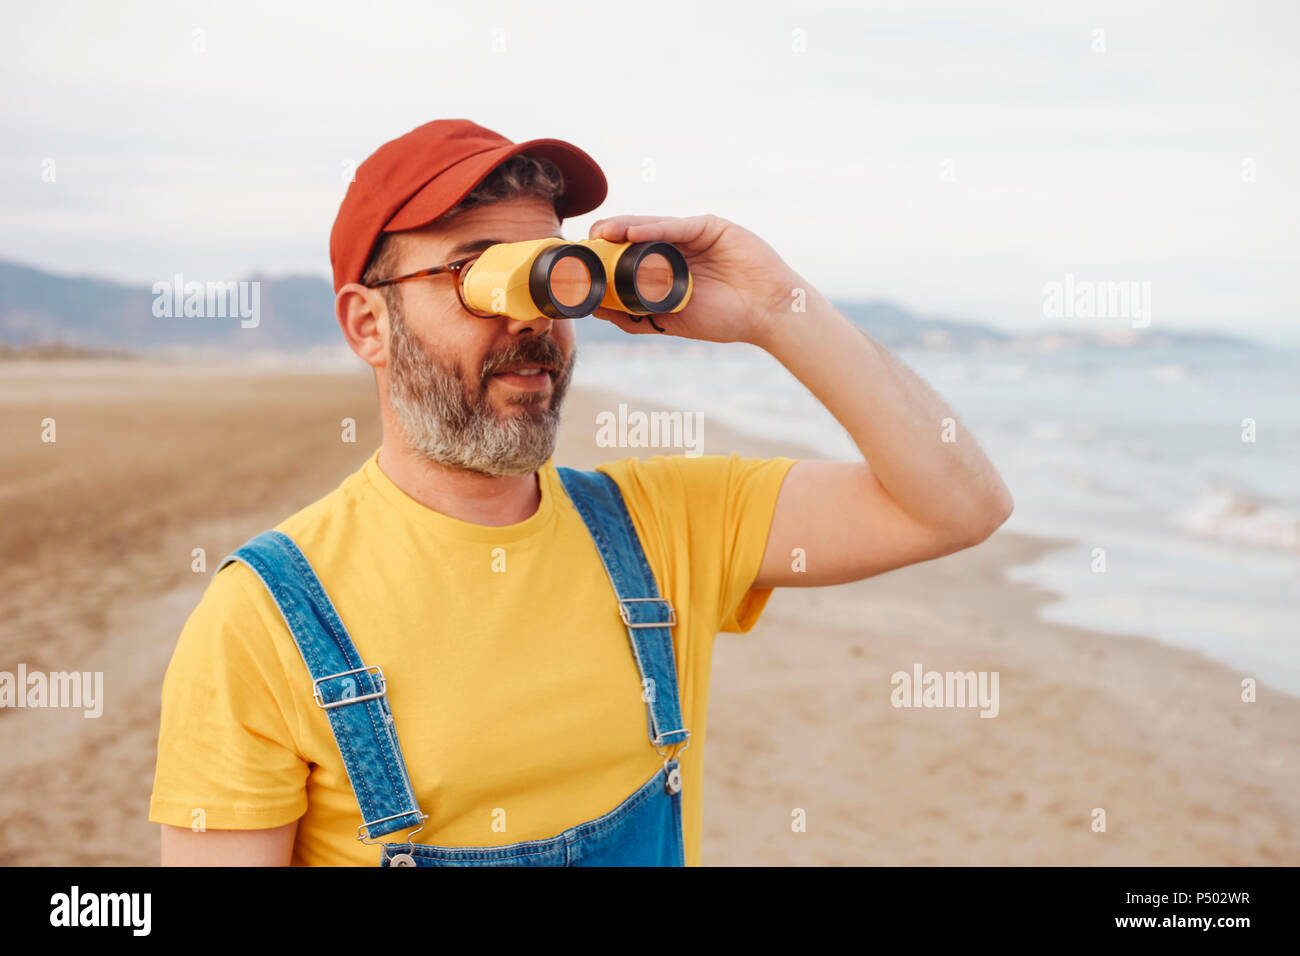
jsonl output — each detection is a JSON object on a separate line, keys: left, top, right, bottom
{"left": 478, "top": 335, "right": 567, "bottom": 385}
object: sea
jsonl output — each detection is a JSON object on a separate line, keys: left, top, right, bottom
{"left": 572, "top": 339, "right": 1300, "bottom": 697}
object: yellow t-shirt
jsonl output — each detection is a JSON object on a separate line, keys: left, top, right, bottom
{"left": 149, "top": 447, "right": 798, "bottom": 866}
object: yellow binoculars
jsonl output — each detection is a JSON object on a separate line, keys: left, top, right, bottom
{"left": 459, "top": 238, "right": 693, "bottom": 322}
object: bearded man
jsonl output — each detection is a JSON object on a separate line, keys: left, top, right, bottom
{"left": 148, "top": 119, "right": 1012, "bottom": 867}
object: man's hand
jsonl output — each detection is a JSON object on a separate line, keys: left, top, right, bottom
{"left": 587, "top": 214, "right": 797, "bottom": 345}
{"left": 591, "top": 213, "right": 1012, "bottom": 589}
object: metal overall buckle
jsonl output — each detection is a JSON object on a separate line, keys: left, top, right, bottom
{"left": 312, "top": 665, "right": 386, "bottom": 709}
{"left": 655, "top": 733, "right": 690, "bottom": 795}
{"left": 618, "top": 597, "right": 676, "bottom": 629}
{"left": 358, "top": 811, "right": 429, "bottom": 868}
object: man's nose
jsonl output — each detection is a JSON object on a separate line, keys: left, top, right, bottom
{"left": 504, "top": 313, "right": 554, "bottom": 336}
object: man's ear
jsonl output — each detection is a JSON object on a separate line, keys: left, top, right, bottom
{"left": 336, "top": 283, "right": 388, "bottom": 369}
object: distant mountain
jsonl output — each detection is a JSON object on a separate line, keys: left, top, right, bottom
{"left": 832, "top": 301, "right": 1010, "bottom": 350}
{"left": 0, "top": 259, "right": 336, "bottom": 351}
{"left": 828, "top": 301, "right": 1248, "bottom": 352}
{"left": 0, "top": 257, "right": 1253, "bottom": 354}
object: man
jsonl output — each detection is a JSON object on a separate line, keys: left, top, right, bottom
{"left": 148, "top": 118, "right": 1013, "bottom": 866}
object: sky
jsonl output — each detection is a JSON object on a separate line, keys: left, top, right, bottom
{"left": 2, "top": 0, "right": 1298, "bottom": 344}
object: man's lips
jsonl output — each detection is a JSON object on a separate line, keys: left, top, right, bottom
{"left": 489, "top": 366, "right": 555, "bottom": 390}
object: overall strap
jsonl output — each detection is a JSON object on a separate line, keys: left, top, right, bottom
{"left": 556, "top": 467, "right": 690, "bottom": 749}
{"left": 218, "top": 530, "right": 427, "bottom": 842}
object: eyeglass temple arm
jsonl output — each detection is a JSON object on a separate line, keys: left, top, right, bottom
{"left": 366, "top": 264, "right": 452, "bottom": 289}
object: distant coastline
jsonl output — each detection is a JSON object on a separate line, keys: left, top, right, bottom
{"left": 0, "top": 255, "right": 1270, "bottom": 355}
{"left": 0, "top": 341, "right": 136, "bottom": 361}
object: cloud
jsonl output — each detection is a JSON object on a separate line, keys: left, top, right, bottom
{"left": 2, "top": 0, "right": 1297, "bottom": 342}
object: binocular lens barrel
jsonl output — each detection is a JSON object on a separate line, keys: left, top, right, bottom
{"left": 528, "top": 244, "right": 606, "bottom": 319}
{"left": 612, "top": 241, "right": 691, "bottom": 314}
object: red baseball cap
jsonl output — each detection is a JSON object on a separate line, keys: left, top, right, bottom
{"left": 329, "top": 118, "right": 608, "bottom": 293}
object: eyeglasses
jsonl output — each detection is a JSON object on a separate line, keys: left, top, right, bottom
{"left": 363, "top": 253, "right": 495, "bottom": 317}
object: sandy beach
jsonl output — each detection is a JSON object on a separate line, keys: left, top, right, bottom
{"left": 1, "top": 357, "right": 1296, "bottom": 865}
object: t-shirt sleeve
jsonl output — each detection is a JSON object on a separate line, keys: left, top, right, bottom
{"left": 704, "top": 454, "right": 799, "bottom": 633}
{"left": 601, "top": 453, "right": 799, "bottom": 635}
{"left": 148, "top": 561, "right": 310, "bottom": 831}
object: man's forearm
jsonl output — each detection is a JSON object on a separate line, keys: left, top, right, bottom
{"left": 752, "top": 278, "right": 1013, "bottom": 539}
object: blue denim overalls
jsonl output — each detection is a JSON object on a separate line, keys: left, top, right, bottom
{"left": 218, "top": 466, "right": 690, "bottom": 866}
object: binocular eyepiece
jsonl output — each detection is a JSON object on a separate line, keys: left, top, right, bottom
{"left": 459, "top": 237, "right": 693, "bottom": 322}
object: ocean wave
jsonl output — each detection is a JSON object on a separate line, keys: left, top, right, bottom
{"left": 1171, "top": 491, "right": 1300, "bottom": 552}
{"left": 1150, "top": 363, "right": 1189, "bottom": 383}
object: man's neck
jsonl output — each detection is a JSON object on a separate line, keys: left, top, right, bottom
{"left": 376, "top": 440, "right": 542, "bottom": 527}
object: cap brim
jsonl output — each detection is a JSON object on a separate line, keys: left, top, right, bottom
{"left": 384, "top": 137, "right": 607, "bottom": 233}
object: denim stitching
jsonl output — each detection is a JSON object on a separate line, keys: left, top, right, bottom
{"left": 263, "top": 543, "right": 384, "bottom": 826}
{"left": 588, "top": 472, "right": 683, "bottom": 743}
{"left": 274, "top": 532, "right": 423, "bottom": 831}
{"left": 559, "top": 470, "right": 689, "bottom": 748}
{"left": 557, "top": 470, "right": 661, "bottom": 742}
{"left": 234, "top": 536, "right": 419, "bottom": 837}
{"left": 224, "top": 553, "right": 384, "bottom": 824}
{"left": 390, "top": 763, "right": 667, "bottom": 863}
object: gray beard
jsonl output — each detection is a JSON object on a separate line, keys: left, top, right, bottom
{"left": 385, "top": 296, "right": 575, "bottom": 477}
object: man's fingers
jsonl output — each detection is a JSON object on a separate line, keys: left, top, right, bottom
{"left": 589, "top": 215, "right": 680, "bottom": 241}
{"left": 595, "top": 216, "right": 718, "bottom": 253}
{"left": 625, "top": 217, "right": 711, "bottom": 246}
